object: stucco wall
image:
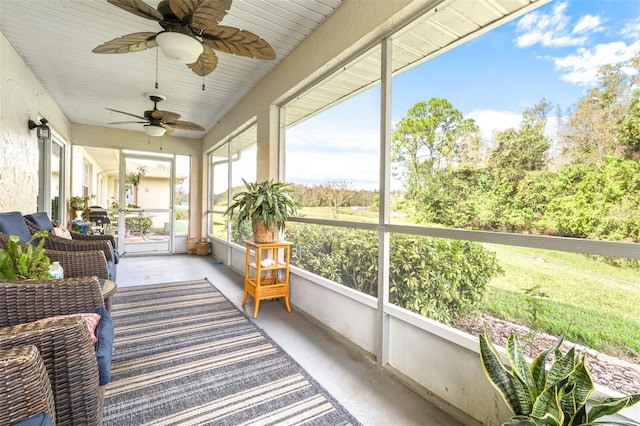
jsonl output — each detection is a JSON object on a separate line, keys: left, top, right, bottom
{"left": 0, "top": 33, "right": 71, "bottom": 212}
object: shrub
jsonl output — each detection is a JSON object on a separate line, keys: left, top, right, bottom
{"left": 389, "top": 234, "right": 503, "bottom": 324}
{"left": 287, "top": 223, "right": 503, "bottom": 323}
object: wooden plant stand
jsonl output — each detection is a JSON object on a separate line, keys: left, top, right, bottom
{"left": 243, "top": 240, "right": 293, "bottom": 318}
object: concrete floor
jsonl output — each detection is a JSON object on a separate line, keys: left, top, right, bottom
{"left": 116, "top": 253, "right": 463, "bottom": 426}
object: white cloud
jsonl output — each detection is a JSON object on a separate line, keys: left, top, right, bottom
{"left": 286, "top": 124, "right": 381, "bottom": 189}
{"left": 554, "top": 40, "right": 640, "bottom": 85}
{"left": 621, "top": 17, "right": 640, "bottom": 39}
{"left": 573, "top": 15, "right": 603, "bottom": 34}
{"left": 515, "top": 2, "right": 605, "bottom": 48}
{"left": 466, "top": 109, "right": 521, "bottom": 140}
{"left": 515, "top": 2, "right": 586, "bottom": 48}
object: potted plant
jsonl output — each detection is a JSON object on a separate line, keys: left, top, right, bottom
{"left": 125, "top": 165, "right": 147, "bottom": 206}
{"left": 69, "top": 195, "right": 95, "bottom": 219}
{"left": 0, "top": 231, "right": 51, "bottom": 280}
{"left": 479, "top": 331, "right": 640, "bottom": 425}
{"left": 225, "top": 178, "right": 298, "bottom": 243}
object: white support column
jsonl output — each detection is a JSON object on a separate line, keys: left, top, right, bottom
{"left": 256, "top": 103, "right": 280, "bottom": 182}
{"left": 377, "top": 37, "right": 392, "bottom": 366}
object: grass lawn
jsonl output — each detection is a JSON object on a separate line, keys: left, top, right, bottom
{"left": 483, "top": 244, "right": 640, "bottom": 359}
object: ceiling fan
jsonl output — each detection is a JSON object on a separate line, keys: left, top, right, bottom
{"left": 107, "top": 94, "right": 205, "bottom": 136}
{"left": 92, "top": 0, "right": 276, "bottom": 76}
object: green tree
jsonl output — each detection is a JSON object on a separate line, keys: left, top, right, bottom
{"left": 392, "top": 98, "right": 480, "bottom": 194}
{"left": 487, "top": 99, "right": 551, "bottom": 188}
{"left": 560, "top": 61, "right": 633, "bottom": 162}
{"left": 618, "top": 89, "right": 640, "bottom": 157}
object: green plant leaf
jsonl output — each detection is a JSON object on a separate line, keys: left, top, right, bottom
{"left": 587, "top": 393, "right": 640, "bottom": 423}
{"left": 480, "top": 332, "right": 533, "bottom": 416}
{"left": 530, "top": 333, "right": 565, "bottom": 396}
{"left": 531, "top": 385, "right": 563, "bottom": 424}
{"left": 558, "top": 355, "right": 594, "bottom": 423}
{"left": 503, "top": 417, "right": 537, "bottom": 425}
{"left": 507, "top": 334, "right": 536, "bottom": 401}
{"left": 546, "top": 347, "right": 576, "bottom": 388}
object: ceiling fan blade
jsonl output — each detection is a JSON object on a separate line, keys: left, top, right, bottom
{"left": 107, "top": 0, "right": 163, "bottom": 21}
{"left": 106, "top": 108, "right": 146, "bottom": 120}
{"left": 108, "top": 121, "right": 148, "bottom": 124}
{"left": 192, "top": 0, "right": 232, "bottom": 30}
{"left": 154, "top": 110, "right": 181, "bottom": 122}
{"left": 187, "top": 44, "right": 218, "bottom": 76}
{"left": 173, "top": 120, "right": 205, "bottom": 131}
{"left": 162, "top": 124, "right": 176, "bottom": 134}
{"left": 93, "top": 32, "right": 157, "bottom": 54}
{"left": 202, "top": 26, "right": 276, "bottom": 60}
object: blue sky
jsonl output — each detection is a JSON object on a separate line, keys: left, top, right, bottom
{"left": 287, "top": 1, "right": 640, "bottom": 189}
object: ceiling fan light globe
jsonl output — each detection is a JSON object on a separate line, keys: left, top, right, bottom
{"left": 144, "top": 124, "right": 167, "bottom": 137}
{"left": 155, "top": 31, "right": 203, "bottom": 64}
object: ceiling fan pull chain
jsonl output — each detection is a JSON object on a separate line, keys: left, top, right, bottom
{"left": 202, "top": 65, "right": 205, "bottom": 91}
{"left": 155, "top": 48, "right": 159, "bottom": 89}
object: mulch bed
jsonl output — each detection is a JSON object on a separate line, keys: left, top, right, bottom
{"left": 454, "top": 314, "right": 640, "bottom": 396}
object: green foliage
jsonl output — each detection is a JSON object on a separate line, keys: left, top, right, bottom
{"left": 125, "top": 165, "right": 147, "bottom": 192}
{"left": 69, "top": 194, "right": 95, "bottom": 211}
{"left": 487, "top": 99, "right": 551, "bottom": 193}
{"left": 126, "top": 217, "right": 152, "bottom": 234}
{"left": 225, "top": 179, "right": 298, "bottom": 232}
{"left": 618, "top": 89, "right": 640, "bottom": 153}
{"left": 0, "top": 231, "right": 51, "bottom": 280}
{"left": 389, "top": 234, "right": 503, "bottom": 324}
{"left": 480, "top": 331, "right": 640, "bottom": 425}
{"left": 545, "top": 158, "right": 640, "bottom": 241}
{"left": 287, "top": 223, "right": 503, "bottom": 323}
{"left": 391, "top": 98, "right": 480, "bottom": 193}
{"left": 288, "top": 224, "right": 378, "bottom": 294}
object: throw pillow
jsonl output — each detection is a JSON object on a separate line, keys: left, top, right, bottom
{"left": 52, "top": 226, "right": 72, "bottom": 239}
{"left": 34, "top": 313, "right": 102, "bottom": 343}
{"left": 85, "top": 307, "right": 114, "bottom": 386}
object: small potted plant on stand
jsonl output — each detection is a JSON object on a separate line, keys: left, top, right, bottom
{"left": 225, "top": 179, "right": 298, "bottom": 243}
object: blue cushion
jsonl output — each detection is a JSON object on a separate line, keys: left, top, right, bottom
{"left": 107, "top": 260, "right": 116, "bottom": 281}
{"left": 85, "top": 307, "right": 114, "bottom": 386}
{"left": 113, "top": 248, "right": 120, "bottom": 264}
{"left": 24, "top": 212, "right": 54, "bottom": 231}
{"left": 0, "top": 212, "right": 33, "bottom": 244}
{"left": 11, "top": 413, "right": 54, "bottom": 426}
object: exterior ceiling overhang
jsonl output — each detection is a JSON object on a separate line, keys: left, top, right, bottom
{"left": 283, "top": 0, "right": 550, "bottom": 129}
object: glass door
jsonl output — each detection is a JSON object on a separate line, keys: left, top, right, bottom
{"left": 119, "top": 152, "right": 174, "bottom": 254}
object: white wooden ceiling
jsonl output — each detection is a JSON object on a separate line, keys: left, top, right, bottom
{"left": 0, "top": 0, "right": 344, "bottom": 138}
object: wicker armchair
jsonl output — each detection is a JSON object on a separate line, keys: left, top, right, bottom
{"left": 24, "top": 216, "right": 117, "bottom": 265}
{"left": 24, "top": 212, "right": 117, "bottom": 250}
{"left": 0, "top": 277, "right": 106, "bottom": 426}
{"left": 0, "top": 233, "right": 109, "bottom": 280}
{"left": 0, "top": 345, "right": 56, "bottom": 426}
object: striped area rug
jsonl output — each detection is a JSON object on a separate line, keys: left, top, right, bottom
{"left": 102, "top": 279, "right": 360, "bottom": 425}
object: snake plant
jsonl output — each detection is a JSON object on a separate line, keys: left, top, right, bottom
{"left": 479, "top": 331, "right": 640, "bottom": 426}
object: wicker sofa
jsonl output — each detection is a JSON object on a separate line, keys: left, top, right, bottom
{"left": 0, "top": 277, "right": 113, "bottom": 426}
